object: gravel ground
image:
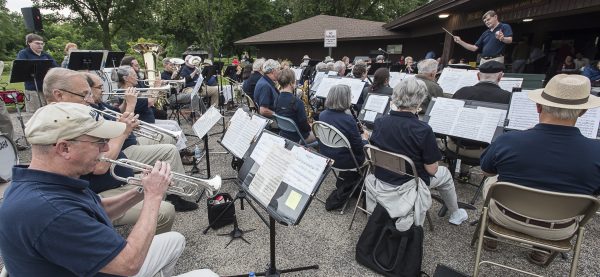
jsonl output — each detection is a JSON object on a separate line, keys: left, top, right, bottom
{"left": 1, "top": 108, "right": 599, "bottom": 276}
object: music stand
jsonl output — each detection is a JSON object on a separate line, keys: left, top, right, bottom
{"left": 105, "top": 51, "right": 125, "bottom": 68}
{"left": 367, "top": 62, "right": 390, "bottom": 75}
{"left": 223, "top": 65, "right": 237, "bottom": 79}
{"left": 67, "top": 50, "right": 104, "bottom": 71}
{"left": 10, "top": 59, "right": 54, "bottom": 108}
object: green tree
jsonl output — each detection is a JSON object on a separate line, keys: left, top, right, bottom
{"left": 280, "top": 0, "right": 428, "bottom": 22}
{"left": 0, "top": 0, "right": 26, "bottom": 60}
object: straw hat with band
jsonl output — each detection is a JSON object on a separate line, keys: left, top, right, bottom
{"left": 528, "top": 74, "right": 600, "bottom": 110}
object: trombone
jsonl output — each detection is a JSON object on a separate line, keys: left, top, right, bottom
{"left": 99, "top": 157, "right": 221, "bottom": 197}
{"left": 92, "top": 108, "right": 181, "bottom": 142}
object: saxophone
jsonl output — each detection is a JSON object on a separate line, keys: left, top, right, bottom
{"left": 300, "top": 80, "right": 313, "bottom": 122}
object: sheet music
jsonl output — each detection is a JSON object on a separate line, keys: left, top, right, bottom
{"left": 477, "top": 107, "right": 507, "bottom": 127}
{"left": 221, "top": 112, "right": 266, "bottom": 158}
{"left": 427, "top": 98, "right": 464, "bottom": 134}
{"left": 327, "top": 71, "right": 338, "bottom": 76}
{"left": 450, "top": 108, "right": 502, "bottom": 143}
{"left": 282, "top": 146, "right": 328, "bottom": 195}
{"left": 311, "top": 72, "right": 326, "bottom": 92}
{"left": 364, "top": 94, "right": 389, "bottom": 113}
{"left": 229, "top": 108, "right": 246, "bottom": 123}
{"left": 388, "top": 72, "right": 407, "bottom": 89}
{"left": 249, "top": 146, "right": 293, "bottom": 206}
{"left": 315, "top": 77, "right": 365, "bottom": 104}
{"left": 250, "top": 132, "right": 286, "bottom": 166}
{"left": 364, "top": 110, "right": 377, "bottom": 122}
{"left": 506, "top": 91, "right": 539, "bottom": 130}
{"left": 575, "top": 108, "right": 600, "bottom": 139}
{"left": 292, "top": 68, "right": 303, "bottom": 81}
{"left": 498, "top": 77, "right": 523, "bottom": 92}
{"left": 437, "top": 68, "right": 478, "bottom": 95}
{"left": 222, "top": 85, "right": 233, "bottom": 102}
{"left": 192, "top": 106, "right": 222, "bottom": 138}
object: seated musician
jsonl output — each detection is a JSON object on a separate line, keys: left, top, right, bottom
{"left": 448, "top": 61, "right": 510, "bottom": 160}
{"left": 414, "top": 59, "right": 444, "bottom": 112}
{"left": 318, "top": 84, "right": 370, "bottom": 211}
{"left": 274, "top": 68, "right": 316, "bottom": 144}
{"left": 253, "top": 59, "right": 281, "bottom": 118}
{"left": 362, "top": 68, "right": 392, "bottom": 97}
{"left": 333, "top": 60, "right": 346, "bottom": 76}
{"left": 315, "top": 62, "right": 328, "bottom": 72}
{"left": 0, "top": 102, "right": 217, "bottom": 277}
{"left": 369, "top": 78, "right": 468, "bottom": 226}
{"left": 242, "top": 58, "right": 265, "bottom": 100}
{"left": 161, "top": 57, "right": 178, "bottom": 80}
{"left": 375, "top": 55, "right": 385, "bottom": 63}
{"left": 352, "top": 62, "right": 370, "bottom": 111}
{"left": 479, "top": 74, "right": 600, "bottom": 264}
{"left": 45, "top": 68, "right": 197, "bottom": 212}
{"left": 404, "top": 56, "right": 417, "bottom": 74}
{"left": 582, "top": 60, "right": 600, "bottom": 83}
{"left": 175, "top": 56, "right": 219, "bottom": 107}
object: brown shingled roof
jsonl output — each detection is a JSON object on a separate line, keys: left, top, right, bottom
{"left": 235, "top": 15, "right": 404, "bottom": 45}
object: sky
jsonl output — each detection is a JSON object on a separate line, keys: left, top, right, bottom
{"left": 5, "top": 0, "right": 34, "bottom": 13}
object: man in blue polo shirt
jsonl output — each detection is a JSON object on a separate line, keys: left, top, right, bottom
{"left": 253, "top": 59, "right": 281, "bottom": 117}
{"left": 15, "top": 33, "right": 58, "bottom": 112}
{"left": 453, "top": 10, "right": 513, "bottom": 64}
{"left": 479, "top": 74, "right": 600, "bottom": 264}
{"left": 0, "top": 102, "right": 217, "bottom": 276}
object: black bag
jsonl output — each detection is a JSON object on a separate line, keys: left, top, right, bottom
{"left": 207, "top": 193, "right": 235, "bottom": 229}
{"left": 356, "top": 204, "right": 424, "bottom": 277}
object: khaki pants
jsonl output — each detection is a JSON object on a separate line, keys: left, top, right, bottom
{"left": 99, "top": 185, "right": 175, "bottom": 235}
{"left": 446, "top": 139, "right": 484, "bottom": 160}
{"left": 123, "top": 143, "right": 185, "bottom": 174}
{"left": 0, "top": 100, "right": 13, "bottom": 140}
{"left": 24, "top": 89, "right": 46, "bottom": 113}
{"left": 483, "top": 176, "right": 578, "bottom": 241}
{"left": 179, "top": 86, "right": 220, "bottom": 107}
{"left": 480, "top": 56, "right": 505, "bottom": 65}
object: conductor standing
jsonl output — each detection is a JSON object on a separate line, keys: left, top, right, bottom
{"left": 453, "top": 10, "right": 513, "bottom": 65}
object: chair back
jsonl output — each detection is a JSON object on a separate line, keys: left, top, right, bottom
{"left": 363, "top": 144, "right": 419, "bottom": 183}
{"left": 312, "top": 121, "right": 361, "bottom": 169}
{"left": 242, "top": 93, "right": 256, "bottom": 112}
{"left": 486, "top": 182, "right": 600, "bottom": 226}
{"left": 273, "top": 113, "right": 306, "bottom": 145}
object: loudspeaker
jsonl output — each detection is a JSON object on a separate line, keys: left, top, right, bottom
{"left": 21, "top": 7, "right": 43, "bottom": 32}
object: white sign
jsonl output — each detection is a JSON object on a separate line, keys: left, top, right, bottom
{"left": 324, "top": 30, "right": 337, "bottom": 47}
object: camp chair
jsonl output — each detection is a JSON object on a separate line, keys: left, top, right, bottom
{"left": 471, "top": 182, "right": 600, "bottom": 277}
{"left": 349, "top": 144, "right": 434, "bottom": 231}
{"left": 312, "top": 121, "right": 368, "bottom": 214}
{"left": 273, "top": 114, "right": 317, "bottom": 147}
{"left": 241, "top": 93, "right": 257, "bottom": 113}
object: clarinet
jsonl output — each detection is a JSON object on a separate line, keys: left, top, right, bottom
{"left": 350, "top": 108, "right": 365, "bottom": 134}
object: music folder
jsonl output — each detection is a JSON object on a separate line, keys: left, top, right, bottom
{"left": 358, "top": 93, "right": 391, "bottom": 128}
{"left": 67, "top": 50, "right": 105, "bottom": 71}
{"left": 9, "top": 59, "right": 55, "bottom": 84}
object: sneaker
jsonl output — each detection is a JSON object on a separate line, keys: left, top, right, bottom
{"left": 483, "top": 238, "right": 498, "bottom": 251}
{"left": 181, "top": 155, "right": 195, "bottom": 165}
{"left": 179, "top": 148, "right": 194, "bottom": 157}
{"left": 166, "top": 195, "right": 199, "bottom": 212}
{"left": 448, "top": 208, "right": 468, "bottom": 225}
{"left": 527, "top": 250, "right": 552, "bottom": 266}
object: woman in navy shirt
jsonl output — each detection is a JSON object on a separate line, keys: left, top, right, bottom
{"left": 274, "top": 69, "right": 316, "bottom": 144}
{"left": 318, "top": 84, "right": 369, "bottom": 211}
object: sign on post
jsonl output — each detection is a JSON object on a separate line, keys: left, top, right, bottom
{"left": 324, "top": 30, "right": 337, "bottom": 47}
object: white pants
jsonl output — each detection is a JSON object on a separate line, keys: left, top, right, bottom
{"left": 429, "top": 166, "right": 460, "bottom": 213}
{"left": 133, "top": 232, "right": 219, "bottom": 277}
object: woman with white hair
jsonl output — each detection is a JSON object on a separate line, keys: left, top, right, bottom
{"left": 368, "top": 78, "right": 468, "bottom": 226}
{"left": 318, "top": 84, "right": 370, "bottom": 211}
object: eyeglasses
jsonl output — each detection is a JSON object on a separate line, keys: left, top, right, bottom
{"left": 59, "top": 88, "right": 93, "bottom": 99}
{"left": 68, "top": 138, "right": 110, "bottom": 148}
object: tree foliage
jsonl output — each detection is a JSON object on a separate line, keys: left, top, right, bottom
{"left": 0, "top": 0, "right": 26, "bottom": 60}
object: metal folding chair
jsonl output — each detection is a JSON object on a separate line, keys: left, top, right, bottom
{"left": 312, "top": 121, "right": 368, "bottom": 214}
{"left": 273, "top": 113, "right": 317, "bottom": 147}
{"left": 472, "top": 182, "right": 600, "bottom": 277}
{"left": 349, "top": 144, "right": 434, "bottom": 231}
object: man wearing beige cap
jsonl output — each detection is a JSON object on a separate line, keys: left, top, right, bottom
{"left": 479, "top": 74, "right": 600, "bottom": 264}
{"left": 0, "top": 102, "right": 217, "bottom": 276}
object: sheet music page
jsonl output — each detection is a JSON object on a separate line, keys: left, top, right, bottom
{"left": 364, "top": 95, "right": 389, "bottom": 113}
{"left": 450, "top": 108, "right": 502, "bottom": 143}
{"left": 427, "top": 98, "right": 464, "bottom": 135}
{"left": 364, "top": 110, "right": 377, "bottom": 122}
{"left": 222, "top": 112, "right": 261, "bottom": 158}
{"left": 389, "top": 72, "right": 407, "bottom": 89}
{"left": 250, "top": 132, "right": 286, "bottom": 166}
{"left": 437, "top": 68, "right": 466, "bottom": 94}
{"left": 506, "top": 91, "right": 539, "bottom": 130}
{"left": 229, "top": 108, "right": 246, "bottom": 123}
{"left": 250, "top": 116, "right": 269, "bottom": 137}
{"left": 327, "top": 71, "right": 338, "bottom": 76}
{"left": 311, "top": 72, "right": 326, "bottom": 92}
{"left": 477, "top": 107, "right": 507, "bottom": 127}
{"left": 192, "top": 106, "right": 222, "bottom": 138}
{"left": 575, "top": 107, "right": 600, "bottom": 139}
{"left": 498, "top": 77, "right": 523, "bottom": 92}
{"left": 249, "top": 146, "right": 293, "bottom": 206}
{"left": 292, "top": 68, "right": 303, "bottom": 81}
{"left": 455, "top": 70, "right": 479, "bottom": 92}
{"left": 282, "top": 146, "right": 328, "bottom": 195}
{"left": 315, "top": 77, "right": 339, "bottom": 98}
{"left": 346, "top": 78, "right": 367, "bottom": 104}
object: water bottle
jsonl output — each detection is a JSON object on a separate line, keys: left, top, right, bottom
{"left": 194, "top": 145, "right": 202, "bottom": 160}
{"left": 248, "top": 272, "right": 256, "bottom": 277}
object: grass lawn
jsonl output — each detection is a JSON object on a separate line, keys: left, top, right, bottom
{"left": 1, "top": 71, "right": 25, "bottom": 91}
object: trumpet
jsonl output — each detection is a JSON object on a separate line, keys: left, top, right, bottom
{"left": 99, "top": 157, "right": 221, "bottom": 197}
{"left": 92, "top": 108, "right": 181, "bottom": 142}
{"left": 111, "top": 85, "right": 171, "bottom": 93}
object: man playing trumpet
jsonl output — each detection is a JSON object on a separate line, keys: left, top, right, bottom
{"left": 0, "top": 102, "right": 217, "bottom": 276}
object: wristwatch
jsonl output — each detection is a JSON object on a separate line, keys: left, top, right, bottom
{"left": 136, "top": 186, "right": 144, "bottom": 194}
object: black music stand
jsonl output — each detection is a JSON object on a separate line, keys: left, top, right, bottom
{"left": 223, "top": 65, "right": 237, "bottom": 80}
{"left": 10, "top": 59, "right": 54, "bottom": 107}
{"left": 105, "top": 51, "right": 125, "bottom": 68}
{"left": 67, "top": 50, "right": 104, "bottom": 71}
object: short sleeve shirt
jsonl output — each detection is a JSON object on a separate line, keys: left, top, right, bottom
{"left": 0, "top": 167, "right": 126, "bottom": 276}
{"left": 475, "top": 22, "right": 513, "bottom": 57}
{"left": 370, "top": 111, "right": 442, "bottom": 186}
{"left": 253, "top": 76, "right": 279, "bottom": 110}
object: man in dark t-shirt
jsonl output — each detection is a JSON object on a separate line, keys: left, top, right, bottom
{"left": 453, "top": 10, "right": 513, "bottom": 64}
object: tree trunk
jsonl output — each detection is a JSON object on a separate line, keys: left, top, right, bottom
{"left": 101, "top": 23, "right": 112, "bottom": 50}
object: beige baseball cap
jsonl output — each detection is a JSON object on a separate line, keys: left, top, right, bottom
{"left": 25, "top": 102, "right": 126, "bottom": 144}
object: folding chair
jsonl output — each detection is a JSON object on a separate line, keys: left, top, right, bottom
{"left": 273, "top": 114, "right": 317, "bottom": 147}
{"left": 241, "top": 93, "right": 257, "bottom": 113}
{"left": 444, "top": 136, "right": 488, "bottom": 205}
{"left": 349, "top": 144, "right": 434, "bottom": 231}
{"left": 312, "top": 121, "right": 368, "bottom": 214}
{"left": 471, "top": 182, "right": 600, "bottom": 277}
